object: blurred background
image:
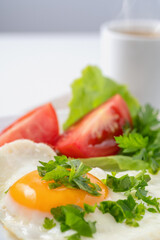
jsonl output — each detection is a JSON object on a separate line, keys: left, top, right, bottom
{"left": 1, "top": 0, "right": 160, "bottom": 32}
{"left": 0, "top": 0, "right": 123, "bottom": 32}
{"left": 0, "top": 0, "right": 160, "bottom": 117}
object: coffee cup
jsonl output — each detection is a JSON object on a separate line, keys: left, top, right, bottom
{"left": 101, "top": 20, "right": 160, "bottom": 109}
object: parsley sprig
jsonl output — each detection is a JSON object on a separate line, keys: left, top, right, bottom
{"left": 115, "top": 104, "right": 160, "bottom": 173}
{"left": 38, "top": 156, "right": 101, "bottom": 196}
{"left": 43, "top": 217, "right": 56, "bottom": 230}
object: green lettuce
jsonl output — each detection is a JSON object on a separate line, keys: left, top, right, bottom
{"left": 79, "top": 155, "right": 149, "bottom": 172}
{"left": 63, "top": 66, "right": 139, "bottom": 130}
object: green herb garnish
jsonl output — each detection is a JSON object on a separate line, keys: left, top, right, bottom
{"left": 115, "top": 133, "right": 148, "bottom": 154}
{"left": 106, "top": 174, "right": 137, "bottom": 192}
{"left": 98, "top": 171, "right": 159, "bottom": 227}
{"left": 38, "top": 156, "right": 101, "bottom": 196}
{"left": 135, "top": 188, "right": 160, "bottom": 212}
{"left": 106, "top": 171, "right": 150, "bottom": 193}
{"left": 51, "top": 205, "right": 96, "bottom": 238}
{"left": 115, "top": 104, "right": 160, "bottom": 173}
{"left": 43, "top": 217, "right": 56, "bottom": 230}
{"left": 105, "top": 171, "right": 160, "bottom": 213}
{"left": 84, "top": 203, "right": 97, "bottom": 213}
{"left": 98, "top": 194, "right": 145, "bottom": 227}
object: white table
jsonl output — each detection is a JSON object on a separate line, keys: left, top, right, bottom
{"left": 0, "top": 33, "right": 100, "bottom": 118}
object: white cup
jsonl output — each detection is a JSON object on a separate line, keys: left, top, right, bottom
{"left": 101, "top": 20, "right": 160, "bottom": 109}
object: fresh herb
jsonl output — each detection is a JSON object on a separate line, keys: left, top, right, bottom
{"left": 106, "top": 171, "right": 150, "bottom": 193}
{"left": 115, "top": 133, "right": 148, "bottom": 154}
{"left": 105, "top": 171, "right": 160, "bottom": 213}
{"left": 43, "top": 217, "right": 56, "bottom": 230}
{"left": 98, "top": 171, "right": 160, "bottom": 226}
{"left": 63, "top": 66, "right": 139, "bottom": 130}
{"left": 135, "top": 188, "right": 160, "bottom": 212}
{"left": 98, "top": 194, "right": 145, "bottom": 227}
{"left": 115, "top": 104, "right": 160, "bottom": 173}
{"left": 51, "top": 205, "right": 96, "bottom": 238}
{"left": 84, "top": 203, "right": 97, "bottom": 213}
{"left": 106, "top": 174, "right": 137, "bottom": 192}
{"left": 38, "top": 156, "right": 101, "bottom": 196}
{"left": 134, "top": 104, "right": 160, "bottom": 138}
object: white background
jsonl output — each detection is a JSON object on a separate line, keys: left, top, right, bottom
{"left": 0, "top": 34, "right": 99, "bottom": 117}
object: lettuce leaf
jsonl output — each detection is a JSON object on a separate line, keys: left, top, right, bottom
{"left": 63, "top": 66, "right": 139, "bottom": 130}
{"left": 79, "top": 155, "right": 149, "bottom": 172}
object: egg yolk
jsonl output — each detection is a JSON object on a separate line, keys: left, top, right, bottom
{"left": 9, "top": 170, "right": 108, "bottom": 212}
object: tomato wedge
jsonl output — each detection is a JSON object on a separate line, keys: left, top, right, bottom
{"left": 0, "top": 103, "right": 59, "bottom": 146}
{"left": 55, "top": 94, "right": 132, "bottom": 158}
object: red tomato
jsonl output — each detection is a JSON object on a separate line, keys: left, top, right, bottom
{"left": 0, "top": 103, "right": 59, "bottom": 146}
{"left": 55, "top": 94, "right": 132, "bottom": 158}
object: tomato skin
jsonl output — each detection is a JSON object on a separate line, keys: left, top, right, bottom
{"left": 0, "top": 103, "right": 59, "bottom": 146}
{"left": 55, "top": 94, "right": 132, "bottom": 158}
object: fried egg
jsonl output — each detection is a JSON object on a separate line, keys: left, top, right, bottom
{"left": 0, "top": 140, "right": 160, "bottom": 240}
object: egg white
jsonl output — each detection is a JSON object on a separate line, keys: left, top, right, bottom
{"left": 0, "top": 140, "right": 160, "bottom": 240}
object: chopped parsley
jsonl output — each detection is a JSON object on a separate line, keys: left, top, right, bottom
{"left": 135, "top": 188, "right": 160, "bottom": 212}
{"left": 106, "top": 171, "right": 151, "bottom": 193}
{"left": 101, "top": 171, "right": 160, "bottom": 227}
{"left": 38, "top": 156, "right": 101, "bottom": 196}
{"left": 43, "top": 217, "right": 56, "bottom": 230}
{"left": 84, "top": 203, "right": 97, "bottom": 213}
{"left": 43, "top": 204, "right": 96, "bottom": 239}
{"left": 98, "top": 194, "right": 145, "bottom": 227}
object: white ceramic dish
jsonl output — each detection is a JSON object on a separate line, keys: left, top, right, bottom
{"left": 101, "top": 20, "right": 160, "bottom": 109}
